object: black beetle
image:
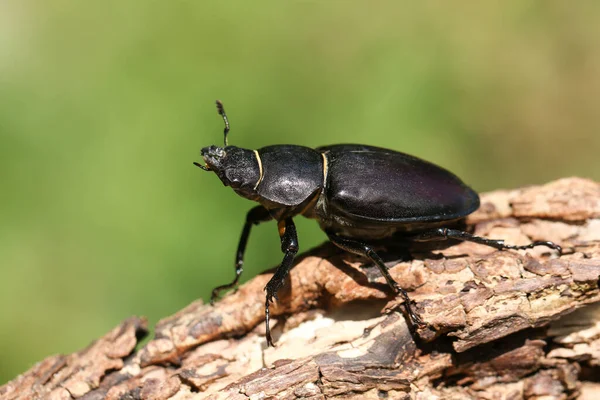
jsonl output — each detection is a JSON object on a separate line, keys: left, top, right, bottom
{"left": 195, "top": 100, "right": 561, "bottom": 346}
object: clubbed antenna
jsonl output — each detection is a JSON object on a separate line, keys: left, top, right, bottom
{"left": 216, "top": 100, "right": 230, "bottom": 147}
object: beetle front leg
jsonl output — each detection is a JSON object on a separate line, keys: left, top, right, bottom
{"left": 327, "top": 233, "right": 425, "bottom": 329}
{"left": 210, "top": 205, "right": 273, "bottom": 304}
{"left": 413, "top": 228, "right": 562, "bottom": 255}
{"left": 264, "top": 218, "right": 299, "bottom": 347}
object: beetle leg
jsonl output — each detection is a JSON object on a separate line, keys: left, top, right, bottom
{"left": 327, "top": 233, "right": 425, "bottom": 328}
{"left": 210, "top": 205, "right": 273, "bottom": 305}
{"left": 413, "top": 228, "right": 562, "bottom": 255}
{"left": 264, "top": 218, "right": 299, "bottom": 347}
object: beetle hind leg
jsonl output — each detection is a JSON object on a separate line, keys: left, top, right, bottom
{"left": 413, "top": 228, "right": 562, "bottom": 255}
{"left": 327, "top": 233, "right": 425, "bottom": 328}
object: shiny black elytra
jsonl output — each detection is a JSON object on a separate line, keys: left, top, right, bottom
{"left": 195, "top": 100, "right": 561, "bottom": 346}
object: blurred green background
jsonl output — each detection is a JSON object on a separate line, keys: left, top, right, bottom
{"left": 1, "top": 1, "right": 599, "bottom": 383}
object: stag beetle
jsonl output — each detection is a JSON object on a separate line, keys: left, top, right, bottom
{"left": 195, "top": 100, "right": 561, "bottom": 346}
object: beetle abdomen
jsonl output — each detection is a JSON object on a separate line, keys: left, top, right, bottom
{"left": 257, "top": 145, "right": 324, "bottom": 207}
{"left": 318, "top": 144, "right": 480, "bottom": 223}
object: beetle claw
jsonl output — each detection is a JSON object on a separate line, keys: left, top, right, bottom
{"left": 533, "top": 241, "right": 563, "bottom": 255}
{"left": 266, "top": 333, "right": 275, "bottom": 347}
{"left": 265, "top": 293, "right": 277, "bottom": 305}
{"left": 410, "top": 311, "right": 427, "bottom": 329}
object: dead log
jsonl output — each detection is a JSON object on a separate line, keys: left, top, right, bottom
{"left": 2, "top": 177, "right": 600, "bottom": 400}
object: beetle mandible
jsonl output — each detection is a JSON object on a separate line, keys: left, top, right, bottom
{"left": 195, "top": 100, "right": 562, "bottom": 346}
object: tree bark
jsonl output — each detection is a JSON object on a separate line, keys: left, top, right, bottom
{"left": 2, "top": 177, "right": 600, "bottom": 400}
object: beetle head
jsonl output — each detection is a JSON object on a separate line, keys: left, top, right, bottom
{"left": 199, "top": 145, "right": 261, "bottom": 193}
{"left": 194, "top": 101, "right": 261, "bottom": 197}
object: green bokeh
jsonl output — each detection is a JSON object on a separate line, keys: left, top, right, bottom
{"left": 1, "top": 2, "right": 599, "bottom": 383}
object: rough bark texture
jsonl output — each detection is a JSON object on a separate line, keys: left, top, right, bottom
{"left": 2, "top": 177, "right": 600, "bottom": 400}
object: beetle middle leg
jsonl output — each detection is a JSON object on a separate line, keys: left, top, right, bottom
{"left": 210, "top": 205, "right": 273, "bottom": 304}
{"left": 412, "top": 228, "right": 562, "bottom": 254}
{"left": 264, "top": 218, "right": 299, "bottom": 346}
{"left": 327, "top": 233, "right": 425, "bottom": 328}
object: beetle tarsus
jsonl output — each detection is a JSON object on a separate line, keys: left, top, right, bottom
{"left": 414, "top": 228, "right": 562, "bottom": 255}
{"left": 401, "top": 293, "right": 426, "bottom": 328}
{"left": 210, "top": 264, "right": 244, "bottom": 304}
{"left": 210, "top": 265, "right": 244, "bottom": 304}
{"left": 263, "top": 286, "right": 283, "bottom": 347}
{"left": 265, "top": 296, "right": 275, "bottom": 347}
{"left": 502, "top": 240, "right": 563, "bottom": 255}
{"left": 393, "top": 282, "right": 426, "bottom": 328}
